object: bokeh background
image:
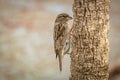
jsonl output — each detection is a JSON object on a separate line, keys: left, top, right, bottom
{"left": 0, "top": 0, "right": 120, "bottom": 80}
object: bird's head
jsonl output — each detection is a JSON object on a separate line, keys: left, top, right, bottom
{"left": 55, "top": 13, "right": 72, "bottom": 23}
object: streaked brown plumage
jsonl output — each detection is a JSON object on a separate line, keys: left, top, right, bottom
{"left": 54, "top": 13, "right": 72, "bottom": 71}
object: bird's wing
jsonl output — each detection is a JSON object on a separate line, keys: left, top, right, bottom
{"left": 54, "top": 23, "right": 66, "bottom": 71}
{"left": 54, "top": 24, "right": 59, "bottom": 58}
{"left": 54, "top": 24, "right": 65, "bottom": 41}
{"left": 54, "top": 24, "right": 65, "bottom": 57}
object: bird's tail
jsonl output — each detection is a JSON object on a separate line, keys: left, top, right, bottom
{"left": 55, "top": 50, "right": 59, "bottom": 59}
{"left": 56, "top": 53, "right": 57, "bottom": 59}
{"left": 58, "top": 53, "right": 62, "bottom": 71}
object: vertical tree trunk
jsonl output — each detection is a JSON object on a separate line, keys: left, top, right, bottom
{"left": 70, "top": 0, "right": 110, "bottom": 80}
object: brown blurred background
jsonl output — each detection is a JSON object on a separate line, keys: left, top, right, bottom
{"left": 0, "top": 0, "right": 120, "bottom": 80}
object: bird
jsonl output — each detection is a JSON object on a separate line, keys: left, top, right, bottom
{"left": 53, "top": 13, "right": 72, "bottom": 71}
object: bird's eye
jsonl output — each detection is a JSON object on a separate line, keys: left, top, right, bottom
{"left": 63, "top": 16, "right": 67, "bottom": 18}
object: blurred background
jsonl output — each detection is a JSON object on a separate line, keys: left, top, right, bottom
{"left": 0, "top": 0, "right": 120, "bottom": 80}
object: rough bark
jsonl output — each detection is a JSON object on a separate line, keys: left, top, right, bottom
{"left": 70, "top": 0, "right": 110, "bottom": 80}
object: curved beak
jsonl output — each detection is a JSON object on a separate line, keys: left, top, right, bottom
{"left": 67, "top": 16, "right": 73, "bottom": 20}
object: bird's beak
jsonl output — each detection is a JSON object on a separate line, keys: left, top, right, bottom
{"left": 67, "top": 16, "right": 73, "bottom": 20}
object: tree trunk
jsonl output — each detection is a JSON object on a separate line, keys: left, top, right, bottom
{"left": 70, "top": 0, "right": 110, "bottom": 80}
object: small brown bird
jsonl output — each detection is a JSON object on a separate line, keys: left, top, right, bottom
{"left": 53, "top": 13, "right": 72, "bottom": 71}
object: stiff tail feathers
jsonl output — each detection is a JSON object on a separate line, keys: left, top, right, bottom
{"left": 58, "top": 53, "right": 62, "bottom": 71}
